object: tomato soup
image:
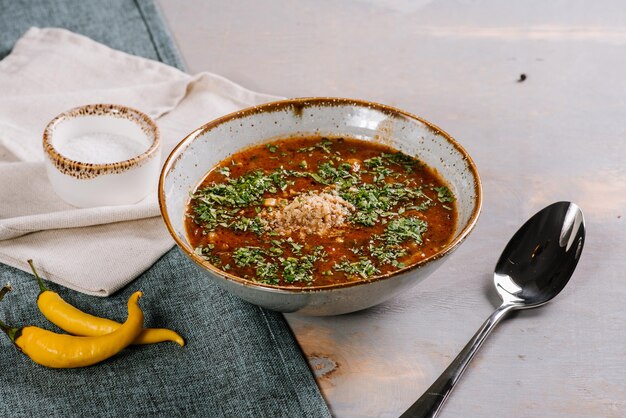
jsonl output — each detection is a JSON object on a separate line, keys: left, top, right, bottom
{"left": 185, "top": 137, "right": 456, "bottom": 287}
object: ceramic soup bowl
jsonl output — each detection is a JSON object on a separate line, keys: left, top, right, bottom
{"left": 159, "top": 98, "right": 481, "bottom": 316}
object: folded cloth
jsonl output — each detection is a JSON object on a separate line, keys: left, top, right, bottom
{"left": 0, "top": 27, "right": 281, "bottom": 296}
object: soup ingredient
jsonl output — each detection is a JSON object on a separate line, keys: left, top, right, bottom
{"left": 28, "top": 260, "right": 184, "bottom": 346}
{"left": 0, "top": 288, "right": 144, "bottom": 369}
{"left": 263, "top": 191, "right": 355, "bottom": 238}
{"left": 53, "top": 132, "right": 150, "bottom": 163}
{"left": 187, "top": 137, "right": 456, "bottom": 287}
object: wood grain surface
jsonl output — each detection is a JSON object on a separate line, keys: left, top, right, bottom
{"left": 158, "top": 1, "right": 626, "bottom": 416}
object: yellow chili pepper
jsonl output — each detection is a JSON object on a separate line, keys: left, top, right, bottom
{"left": 0, "top": 288, "right": 144, "bottom": 368}
{"left": 27, "top": 260, "right": 184, "bottom": 347}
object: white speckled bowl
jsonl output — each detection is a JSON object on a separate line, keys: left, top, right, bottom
{"left": 43, "top": 104, "right": 161, "bottom": 208}
{"left": 159, "top": 98, "right": 481, "bottom": 315}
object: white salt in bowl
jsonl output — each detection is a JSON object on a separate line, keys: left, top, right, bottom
{"left": 43, "top": 104, "right": 161, "bottom": 208}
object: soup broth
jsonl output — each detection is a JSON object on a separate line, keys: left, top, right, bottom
{"left": 185, "top": 136, "right": 456, "bottom": 287}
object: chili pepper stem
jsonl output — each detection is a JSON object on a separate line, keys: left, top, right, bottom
{"left": 27, "top": 259, "right": 49, "bottom": 293}
{"left": 0, "top": 284, "right": 19, "bottom": 342}
{"left": 0, "top": 318, "right": 19, "bottom": 343}
{"left": 0, "top": 284, "right": 12, "bottom": 301}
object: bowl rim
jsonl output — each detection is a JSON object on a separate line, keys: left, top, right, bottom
{"left": 159, "top": 97, "right": 482, "bottom": 293}
{"left": 43, "top": 103, "right": 160, "bottom": 174}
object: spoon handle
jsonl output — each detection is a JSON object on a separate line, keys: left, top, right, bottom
{"left": 401, "top": 303, "right": 516, "bottom": 418}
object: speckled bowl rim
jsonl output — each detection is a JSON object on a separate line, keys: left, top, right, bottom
{"left": 43, "top": 104, "right": 160, "bottom": 175}
{"left": 159, "top": 97, "right": 482, "bottom": 293}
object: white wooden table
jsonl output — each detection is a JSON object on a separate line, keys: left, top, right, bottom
{"left": 159, "top": 1, "right": 626, "bottom": 416}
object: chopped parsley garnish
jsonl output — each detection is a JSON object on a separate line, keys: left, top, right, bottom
{"left": 192, "top": 168, "right": 293, "bottom": 230}
{"left": 190, "top": 201, "right": 237, "bottom": 231}
{"left": 194, "top": 245, "right": 222, "bottom": 266}
{"left": 363, "top": 156, "right": 385, "bottom": 168}
{"left": 189, "top": 137, "right": 454, "bottom": 287}
{"left": 254, "top": 261, "right": 279, "bottom": 284}
{"left": 230, "top": 216, "right": 266, "bottom": 235}
{"left": 341, "top": 183, "right": 430, "bottom": 226}
{"left": 217, "top": 166, "right": 230, "bottom": 177}
{"left": 233, "top": 246, "right": 266, "bottom": 267}
{"left": 287, "top": 238, "right": 303, "bottom": 254}
{"left": 371, "top": 166, "right": 395, "bottom": 183}
{"left": 383, "top": 217, "right": 428, "bottom": 245}
{"left": 434, "top": 186, "right": 455, "bottom": 203}
{"left": 228, "top": 243, "right": 328, "bottom": 285}
{"left": 333, "top": 258, "right": 380, "bottom": 279}
{"left": 369, "top": 243, "right": 407, "bottom": 266}
{"left": 309, "top": 161, "right": 359, "bottom": 187}
{"left": 232, "top": 247, "right": 279, "bottom": 284}
{"left": 195, "top": 170, "right": 275, "bottom": 207}
{"left": 281, "top": 245, "right": 327, "bottom": 284}
{"left": 282, "top": 256, "right": 314, "bottom": 283}
{"left": 298, "top": 139, "right": 334, "bottom": 154}
{"left": 381, "top": 152, "right": 418, "bottom": 172}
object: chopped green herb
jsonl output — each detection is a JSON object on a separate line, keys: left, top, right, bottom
{"left": 383, "top": 217, "right": 428, "bottom": 245}
{"left": 232, "top": 246, "right": 266, "bottom": 267}
{"left": 217, "top": 166, "right": 230, "bottom": 177}
{"left": 382, "top": 152, "right": 418, "bottom": 172}
{"left": 309, "top": 161, "right": 359, "bottom": 188}
{"left": 406, "top": 201, "right": 433, "bottom": 211}
{"left": 194, "top": 245, "right": 222, "bottom": 266}
{"left": 297, "top": 139, "right": 334, "bottom": 154}
{"left": 192, "top": 168, "right": 303, "bottom": 227}
{"left": 333, "top": 258, "right": 379, "bottom": 279}
{"left": 254, "top": 261, "right": 279, "bottom": 284}
{"left": 282, "top": 255, "right": 313, "bottom": 283}
{"left": 287, "top": 238, "right": 303, "bottom": 254}
{"left": 230, "top": 216, "right": 266, "bottom": 235}
{"left": 269, "top": 246, "right": 284, "bottom": 256}
{"left": 363, "top": 156, "right": 385, "bottom": 168}
{"left": 434, "top": 186, "right": 455, "bottom": 203}
{"left": 372, "top": 166, "right": 394, "bottom": 183}
{"left": 341, "top": 183, "right": 429, "bottom": 226}
{"left": 191, "top": 201, "right": 234, "bottom": 231}
{"left": 369, "top": 243, "right": 407, "bottom": 265}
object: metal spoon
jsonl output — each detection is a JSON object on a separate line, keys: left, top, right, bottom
{"left": 401, "top": 201, "right": 586, "bottom": 418}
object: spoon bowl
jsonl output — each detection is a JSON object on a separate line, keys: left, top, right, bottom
{"left": 402, "top": 201, "right": 586, "bottom": 418}
{"left": 494, "top": 201, "right": 585, "bottom": 307}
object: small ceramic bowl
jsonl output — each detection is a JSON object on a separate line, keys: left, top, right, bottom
{"left": 43, "top": 104, "right": 160, "bottom": 208}
{"left": 159, "top": 98, "right": 482, "bottom": 315}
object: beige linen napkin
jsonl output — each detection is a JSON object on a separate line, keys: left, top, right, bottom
{"left": 0, "top": 28, "right": 281, "bottom": 295}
